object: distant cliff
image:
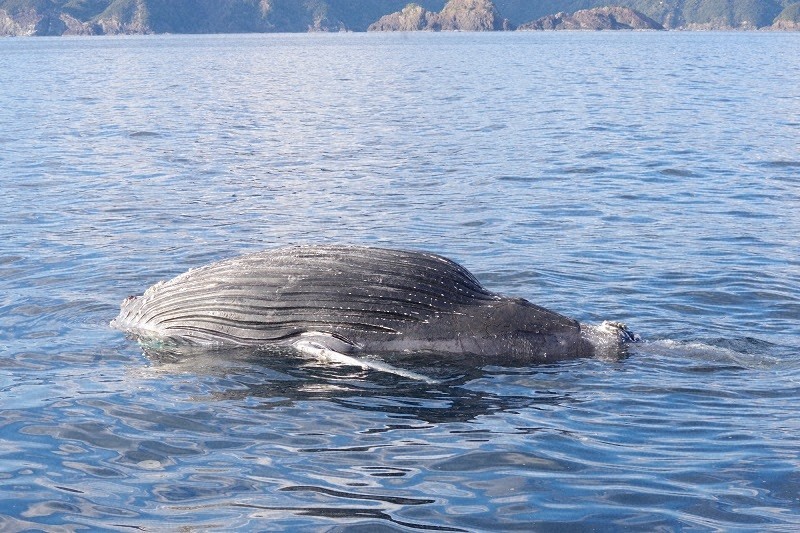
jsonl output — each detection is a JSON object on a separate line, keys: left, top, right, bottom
{"left": 368, "top": 4, "right": 437, "bottom": 31}
{"left": 369, "top": 0, "right": 509, "bottom": 32}
{"left": 770, "top": 2, "right": 800, "bottom": 30}
{"left": 518, "top": 7, "right": 663, "bottom": 31}
{"left": 499, "top": 0, "right": 797, "bottom": 30}
{"left": 1, "top": 0, "right": 798, "bottom": 36}
{"left": 0, "top": 0, "right": 425, "bottom": 35}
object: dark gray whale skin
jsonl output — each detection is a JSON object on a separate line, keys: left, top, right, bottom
{"left": 112, "top": 245, "right": 633, "bottom": 363}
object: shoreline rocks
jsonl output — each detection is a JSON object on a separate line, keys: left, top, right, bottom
{"left": 2, "top": 2, "right": 799, "bottom": 36}
{"left": 368, "top": 0, "right": 509, "bottom": 32}
{"left": 517, "top": 7, "right": 663, "bottom": 31}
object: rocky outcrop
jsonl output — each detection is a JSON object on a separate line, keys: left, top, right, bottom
{"left": 61, "top": 14, "right": 100, "bottom": 35}
{"left": 518, "top": 6, "right": 664, "bottom": 31}
{"left": 0, "top": 9, "right": 37, "bottom": 36}
{"left": 94, "top": 0, "right": 151, "bottom": 35}
{"left": 769, "top": 2, "right": 800, "bottom": 30}
{"left": 770, "top": 18, "right": 800, "bottom": 30}
{"left": 437, "top": 0, "right": 508, "bottom": 30}
{"left": 369, "top": 3, "right": 437, "bottom": 31}
{"left": 369, "top": 0, "right": 509, "bottom": 32}
{"left": 0, "top": 2, "right": 143, "bottom": 35}
{"left": 0, "top": 0, "right": 303, "bottom": 36}
{"left": 0, "top": 8, "right": 99, "bottom": 36}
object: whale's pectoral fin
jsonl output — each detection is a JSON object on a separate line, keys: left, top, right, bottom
{"left": 292, "top": 333, "right": 366, "bottom": 368}
{"left": 292, "top": 333, "right": 438, "bottom": 384}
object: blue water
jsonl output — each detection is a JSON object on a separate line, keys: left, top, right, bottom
{"left": 1, "top": 31, "right": 799, "bottom": 531}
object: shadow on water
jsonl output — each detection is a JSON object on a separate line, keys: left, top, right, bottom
{"left": 30, "top": 333, "right": 790, "bottom": 531}
{"left": 109, "top": 333, "right": 800, "bottom": 532}
{"left": 137, "top": 344, "right": 578, "bottom": 425}
{"left": 134, "top": 332, "right": 793, "bottom": 425}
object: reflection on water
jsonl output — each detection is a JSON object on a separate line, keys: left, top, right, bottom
{"left": 2, "top": 334, "right": 799, "bottom": 530}
{"left": 1, "top": 31, "right": 799, "bottom": 530}
{"left": 138, "top": 346, "right": 574, "bottom": 425}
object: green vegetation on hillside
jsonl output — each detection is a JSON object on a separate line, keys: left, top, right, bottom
{"left": 776, "top": 2, "right": 800, "bottom": 21}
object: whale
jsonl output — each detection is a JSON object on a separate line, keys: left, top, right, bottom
{"left": 112, "top": 245, "right": 636, "bottom": 380}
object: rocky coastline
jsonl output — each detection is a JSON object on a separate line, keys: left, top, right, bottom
{"left": 2, "top": 0, "right": 799, "bottom": 36}
{"left": 517, "top": 7, "right": 663, "bottom": 31}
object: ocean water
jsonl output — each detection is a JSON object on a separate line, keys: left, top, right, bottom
{"left": 1, "top": 31, "right": 799, "bottom": 531}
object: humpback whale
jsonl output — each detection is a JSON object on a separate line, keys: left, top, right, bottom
{"left": 112, "top": 245, "right": 635, "bottom": 379}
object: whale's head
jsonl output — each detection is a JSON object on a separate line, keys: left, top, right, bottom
{"left": 580, "top": 321, "right": 639, "bottom": 360}
{"left": 601, "top": 321, "right": 639, "bottom": 343}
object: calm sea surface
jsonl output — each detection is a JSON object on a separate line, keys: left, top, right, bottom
{"left": 1, "top": 31, "right": 799, "bottom": 531}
